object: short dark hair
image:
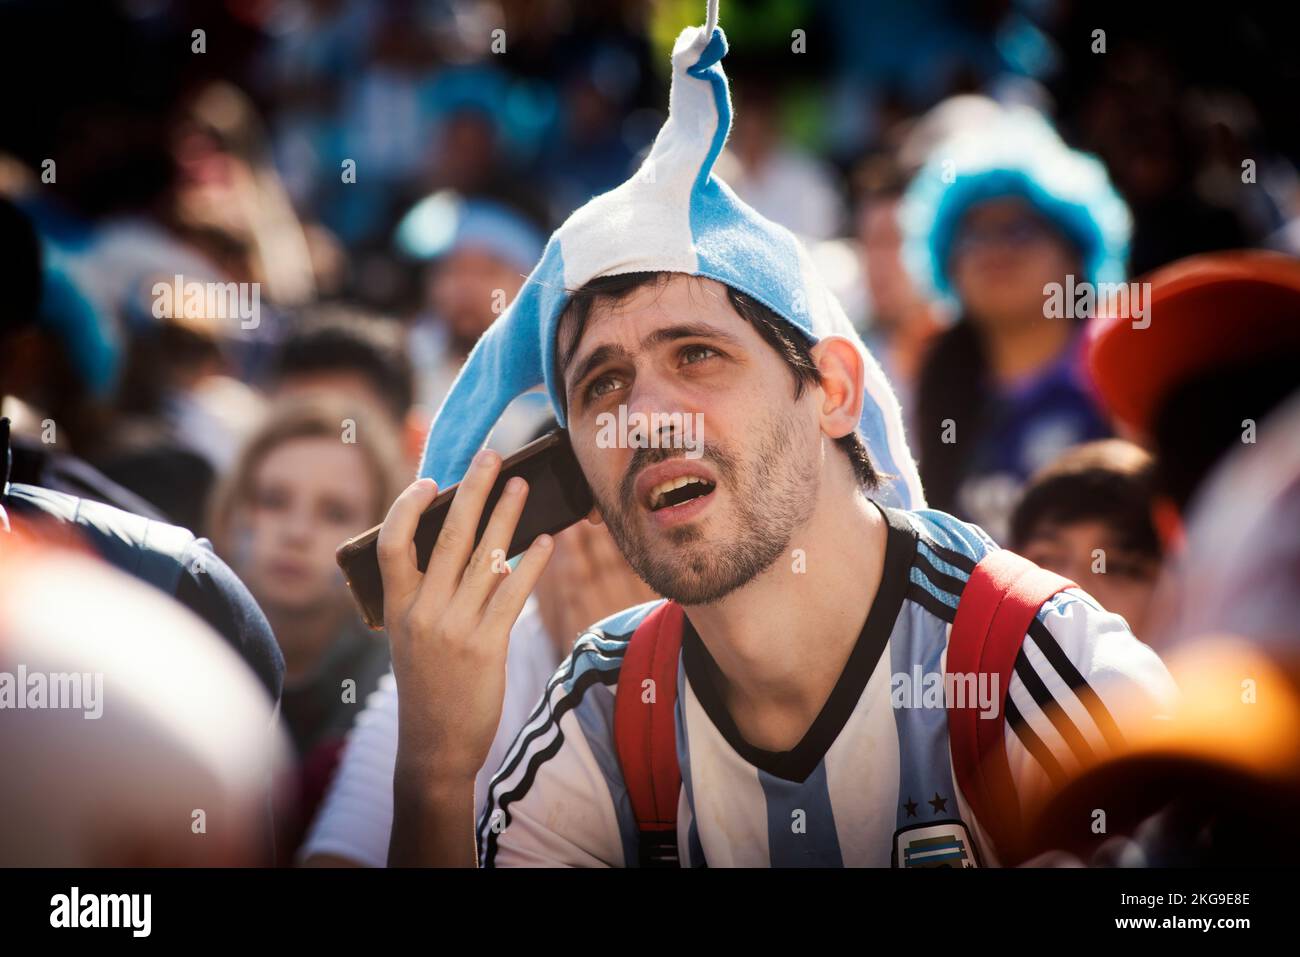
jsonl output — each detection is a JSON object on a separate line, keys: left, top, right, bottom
{"left": 557, "top": 272, "right": 879, "bottom": 490}
{"left": 1009, "top": 439, "right": 1160, "bottom": 558}
{"left": 274, "top": 305, "right": 414, "bottom": 422}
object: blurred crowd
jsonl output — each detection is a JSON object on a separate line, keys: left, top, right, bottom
{"left": 0, "top": 0, "right": 1297, "bottom": 866}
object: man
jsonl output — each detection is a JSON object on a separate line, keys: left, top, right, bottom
{"left": 1019, "top": 250, "right": 1300, "bottom": 865}
{"left": 397, "top": 188, "right": 555, "bottom": 457}
{"left": 1086, "top": 250, "right": 1300, "bottom": 537}
{"left": 271, "top": 306, "right": 415, "bottom": 430}
{"left": 379, "top": 10, "right": 1173, "bottom": 867}
{"left": 270, "top": 305, "right": 425, "bottom": 467}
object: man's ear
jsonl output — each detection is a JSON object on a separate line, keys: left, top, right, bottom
{"left": 809, "top": 335, "right": 864, "bottom": 440}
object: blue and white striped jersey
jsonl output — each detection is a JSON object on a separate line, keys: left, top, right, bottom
{"left": 478, "top": 506, "right": 1176, "bottom": 867}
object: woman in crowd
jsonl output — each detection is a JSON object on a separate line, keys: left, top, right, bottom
{"left": 902, "top": 108, "right": 1131, "bottom": 542}
{"left": 208, "top": 395, "right": 406, "bottom": 854}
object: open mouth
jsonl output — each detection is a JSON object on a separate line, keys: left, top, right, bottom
{"left": 647, "top": 475, "right": 717, "bottom": 512}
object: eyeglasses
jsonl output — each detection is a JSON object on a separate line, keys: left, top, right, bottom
{"left": 951, "top": 215, "right": 1054, "bottom": 255}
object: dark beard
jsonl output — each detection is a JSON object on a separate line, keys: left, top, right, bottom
{"left": 594, "top": 411, "right": 819, "bottom": 605}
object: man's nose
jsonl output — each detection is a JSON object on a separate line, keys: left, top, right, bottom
{"left": 626, "top": 374, "right": 699, "bottom": 442}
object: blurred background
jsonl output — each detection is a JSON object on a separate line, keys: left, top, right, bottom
{"left": 2, "top": 0, "right": 1296, "bottom": 534}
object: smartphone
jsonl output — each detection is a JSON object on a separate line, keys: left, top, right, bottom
{"left": 336, "top": 429, "right": 594, "bottom": 629}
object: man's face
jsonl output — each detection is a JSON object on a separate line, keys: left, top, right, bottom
{"left": 859, "top": 197, "right": 917, "bottom": 330}
{"left": 428, "top": 247, "right": 526, "bottom": 349}
{"left": 559, "top": 276, "right": 823, "bottom": 605}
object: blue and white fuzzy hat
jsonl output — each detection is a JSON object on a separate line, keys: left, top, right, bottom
{"left": 899, "top": 106, "right": 1132, "bottom": 298}
{"left": 419, "top": 0, "right": 925, "bottom": 510}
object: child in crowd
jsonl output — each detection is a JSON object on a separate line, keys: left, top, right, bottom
{"left": 1009, "top": 439, "right": 1162, "bottom": 639}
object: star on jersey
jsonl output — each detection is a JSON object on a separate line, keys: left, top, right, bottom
{"left": 929, "top": 793, "right": 949, "bottom": 815}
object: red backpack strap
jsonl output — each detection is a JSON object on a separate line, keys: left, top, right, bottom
{"left": 945, "top": 548, "right": 1074, "bottom": 862}
{"left": 614, "top": 601, "right": 685, "bottom": 867}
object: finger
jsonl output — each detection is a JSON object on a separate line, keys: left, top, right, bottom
{"left": 445, "top": 474, "right": 530, "bottom": 614}
{"left": 424, "top": 449, "right": 501, "bottom": 596}
{"left": 376, "top": 478, "right": 438, "bottom": 603}
{"left": 483, "top": 533, "right": 555, "bottom": 632}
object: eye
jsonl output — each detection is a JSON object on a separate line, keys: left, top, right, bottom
{"left": 255, "top": 485, "right": 290, "bottom": 512}
{"left": 586, "top": 373, "right": 625, "bottom": 401}
{"left": 321, "top": 500, "right": 357, "bottom": 525}
{"left": 1106, "top": 555, "right": 1155, "bottom": 581}
{"left": 680, "top": 344, "right": 719, "bottom": 365}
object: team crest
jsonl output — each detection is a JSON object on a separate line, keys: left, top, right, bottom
{"left": 892, "top": 822, "right": 980, "bottom": 868}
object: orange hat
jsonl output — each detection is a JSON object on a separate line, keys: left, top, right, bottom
{"left": 1087, "top": 250, "right": 1300, "bottom": 438}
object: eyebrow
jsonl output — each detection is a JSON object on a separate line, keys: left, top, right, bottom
{"left": 565, "top": 321, "right": 744, "bottom": 401}
{"left": 566, "top": 343, "right": 631, "bottom": 400}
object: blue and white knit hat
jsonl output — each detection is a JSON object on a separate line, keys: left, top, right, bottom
{"left": 419, "top": 0, "right": 925, "bottom": 509}
{"left": 899, "top": 106, "right": 1132, "bottom": 298}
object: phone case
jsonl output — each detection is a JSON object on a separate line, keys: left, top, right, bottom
{"left": 335, "top": 429, "right": 594, "bottom": 628}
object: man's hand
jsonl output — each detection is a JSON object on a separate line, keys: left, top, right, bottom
{"left": 379, "top": 449, "right": 554, "bottom": 866}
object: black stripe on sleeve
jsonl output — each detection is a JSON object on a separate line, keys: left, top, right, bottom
{"left": 914, "top": 533, "right": 979, "bottom": 575}
{"left": 1027, "top": 617, "right": 1126, "bottom": 751}
{"left": 912, "top": 548, "right": 969, "bottom": 599}
{"left": 480, "top": 664, "right": 622, "bottom": 867}
{"left": 1005, "top": 698, "right": 1068, "bottom": 788}
{"left": 482, "top": 636, "right": 627, "bottom": 817}
{"left": 1012, "top": 650, "right": 1096, "bottom": 765}
{"left": 906, "top": 583, "right": 959, "bottom": 624}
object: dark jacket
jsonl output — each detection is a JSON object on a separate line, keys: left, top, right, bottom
{"left": 2, "top": 420, "right": 283, "bottom": 702}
